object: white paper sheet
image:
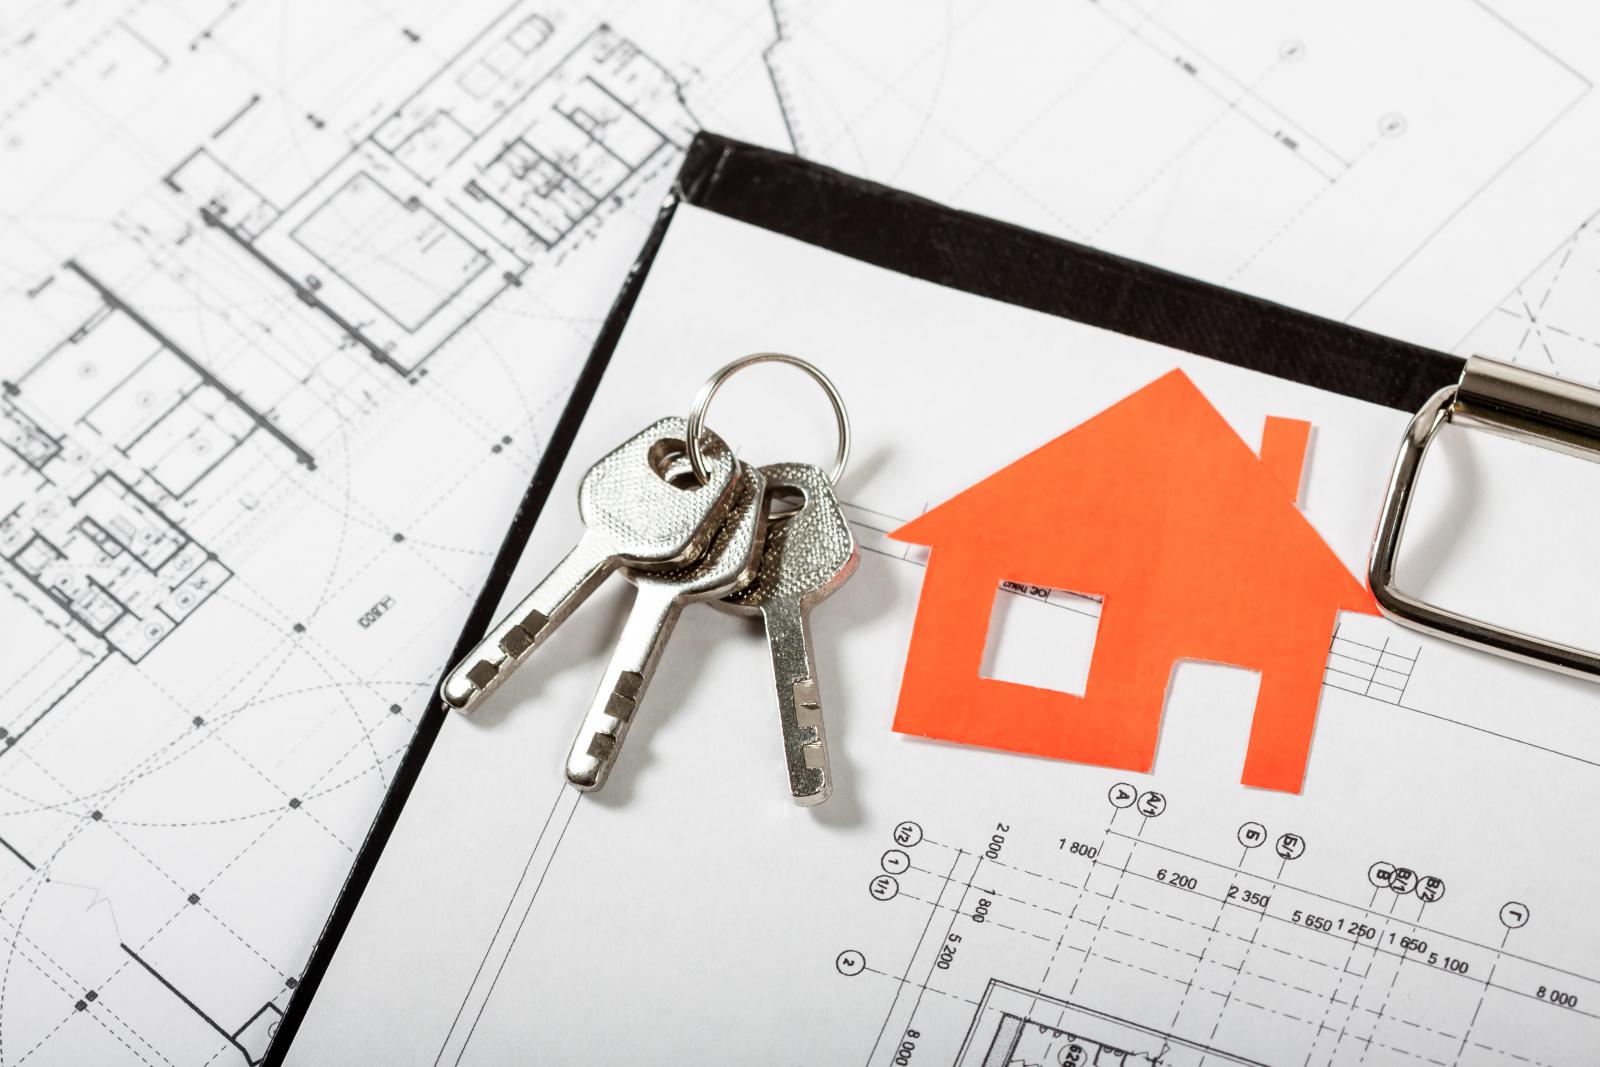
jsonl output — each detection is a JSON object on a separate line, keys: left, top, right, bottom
{"left": 291, "top": 206, "right": 1600, "bottom": 1066}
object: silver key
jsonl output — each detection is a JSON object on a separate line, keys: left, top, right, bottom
{"left": 717, "top": 462, "right": 859, "bottom": 806}
{"left": 441, "top": 418, "right": 739, "bottom": 714}
{"left": 565, "top": 463, "right": 768, "bottom": 792}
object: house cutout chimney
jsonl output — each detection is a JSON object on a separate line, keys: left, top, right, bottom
{"left": 1260, "top": 415, "right": 1311, "bottom": 504}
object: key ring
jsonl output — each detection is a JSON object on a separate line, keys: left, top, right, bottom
{"left": 686, "top": 353, "right": 851, "bottom": 487}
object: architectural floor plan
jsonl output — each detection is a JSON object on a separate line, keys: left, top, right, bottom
{"left": 4, "top": 1, "right": 1600, "bottom": 1063}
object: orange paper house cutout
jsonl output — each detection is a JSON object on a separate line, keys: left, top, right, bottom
{"left": 889, "top": 369, "right": 1377, "bottom": 793}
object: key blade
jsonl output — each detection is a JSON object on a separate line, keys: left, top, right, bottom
{"left": 762, "top": 601, "right": 832, "bottom": 806}
{"left": 567, "top": 464, "right": 767, "bottom": 791}
{"left": 716, "top": 464, "right": 856, "bottom": 804}
{"left": 442, "top": 535, "right": 616, "bottom": 713}
{"left": 565, "top": 583, "right": 681, "bottom": 791}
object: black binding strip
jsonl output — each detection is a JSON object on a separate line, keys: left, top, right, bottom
{"left": 680, "top": 135, "right": 1463, "bottom": 412}
{"left": 270, "top": 133, "right": 1459, "bottom": 1062}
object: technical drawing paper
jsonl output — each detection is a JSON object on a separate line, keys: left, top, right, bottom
{"left": 293, "top": 206, "right": 1600, "bottom": 1066}
{"left": 5, "top": 1, "right": 1600, "bottom": 1063}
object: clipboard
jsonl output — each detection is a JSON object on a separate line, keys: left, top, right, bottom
{"left": 267, "top": 133, "right": 1466, "bottom": 1062}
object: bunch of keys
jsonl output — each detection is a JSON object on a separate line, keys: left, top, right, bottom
{"left": 440, "top": 354, "right": 859, "bottom": 806}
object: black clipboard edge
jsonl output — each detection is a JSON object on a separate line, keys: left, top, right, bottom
{"left": 270, "top": 133, "right": 1461, "bottom": 1063}
{"left": 682, "top": 137, "right": 1463, "bottom": 412}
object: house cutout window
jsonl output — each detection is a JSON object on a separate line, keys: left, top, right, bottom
{"left": 979, "top": 581, "right": 1101, "bottom": 695}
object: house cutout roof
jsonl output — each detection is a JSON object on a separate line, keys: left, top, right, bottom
{"left": 892, "top": 368, "right": 1374, "bottom": 624}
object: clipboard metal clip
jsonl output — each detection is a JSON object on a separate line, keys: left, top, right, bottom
{"left": 1370, "top": 355, "right": 1600, "bottom": 680}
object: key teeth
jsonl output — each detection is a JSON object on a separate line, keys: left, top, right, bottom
{"left": 465, "top": 660, "right": 500, "bottom": 689}
{"left": 605, "top": 671, "right": 643, "bottom": 723}
{"left": 787, "top": 677, "right": 831, "bottom": 804}
{"left": 517, "top": 608, "right": 552, "bottom": 643}
{"left": 499, "top": 624, "right": 535, "bottom": 659}
{"left": 793, "top": 685, "right": 826, "bottom": 750}
{"left": 566, "top": 671, "right": 642, "bottom": 793}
